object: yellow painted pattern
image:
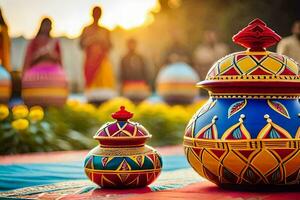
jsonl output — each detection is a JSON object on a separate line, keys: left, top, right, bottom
{"left": 206, "top": 51, "right": 299, "bottom": 79}
{"left": 257, "top": 120, "right": 292, "bottom": 139}
{"left": 222, "top": 151, "right": 245, "bottom": 175}
{"left": 245, "top": 51, "right": 270, "bottom": 56}
{"left": 221, "top": 122, "right": 251, "bottom": 140}
{"left": 284, "top": 151, "right": 300, "bottom": 177}
{"left": 184, "top": 139, "right": 300, "bottom": 185}
{"left": 219, "top": 56, "right": 233, "bottom": 73}
{"left": 260, "top": 57, "right": 283, "bottom": 74}
{"left": 286, "top": 59, "right": 299, "bottom": 74}
{"left": 236, "top": 57, "right": 257, "bottom": 73}
{"left": 251, "top": 149, "right": 278, "bottom": 174}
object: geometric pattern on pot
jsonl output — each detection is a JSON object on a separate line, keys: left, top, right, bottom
{"left": 95, "top": 120, "right": 150, "bottom": 137}
{"left": 184, "top": 141, "right": 300, "bottom": 185}
{"left": 207, "top": 51, "right": 299, "bottom": 78}
{"left": 84, "top": 151, "right": 162, "bottom": 188}
{"left": 186, "top": 99, "right": 297, "bottom": 140}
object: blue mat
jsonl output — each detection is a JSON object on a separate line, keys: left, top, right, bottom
{"left": 0, "top": 155, "right": 189, "bottom": 191}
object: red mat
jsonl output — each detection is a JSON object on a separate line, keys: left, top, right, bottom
{"left": 58, "top": 181, "right": 300, "bottom": 200}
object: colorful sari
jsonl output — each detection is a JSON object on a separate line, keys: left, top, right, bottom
{"left": 23, "top": 36, "right": 61, "bottom": 71}
{"left": 0, "top": 25, "right": 11, "bottom": 71}
{"left": 80, "top": 25, "right": 116, "bottom": 103}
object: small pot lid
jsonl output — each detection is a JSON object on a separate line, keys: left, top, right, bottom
{"left": 94, "top": 106, "right": 151, "bottom": 146}
{"left": 198, "top": 18, "right": 300, "bottom": 97}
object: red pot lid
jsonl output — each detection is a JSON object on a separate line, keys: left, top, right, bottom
{"left": 94, "top": 106, "right": 151, "bottom": 147}
{"left": 198, "top": 18, "right": 300, "bottom": 97}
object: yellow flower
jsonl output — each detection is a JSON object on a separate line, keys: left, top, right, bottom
{"left": 29, "top": 106, "right": 44, "bottom": 122}
{"left": 81, "top": 103, "right": 96, "bottom": 114}
{"left": 30, "top": 106, "right": 43, "bottom": 111}
{"left": 98, "top": 97, "right": 135, "bottom": 122}
{"left": 66, "top": 99, "right": 80, "bottom": 109}
{"left": 0, "top": 104, "right": 9, "bottom": 120}
{"left": 135, "top": 101, "right": 170, "bottom": 120}
{"left": 12, "top": 105, "right": 29, "bottom": 119}
{"left": 11, "top": 119, "right": 29, "bottom": 131}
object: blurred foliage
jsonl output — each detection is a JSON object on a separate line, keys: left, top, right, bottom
{"left": 135, "top": 103, "right": 190, "bottom": 146}
{"left": 0, "top": 98, "right": 206, "bottom": 155}
{"left": 0, "top": 105, "right": 58, "bottom": 154}
{"left": 135, "top": 0, "right": 300, "bottom": 63}
{"left": 45, "top": 106, "right": 98, "bottom": 150}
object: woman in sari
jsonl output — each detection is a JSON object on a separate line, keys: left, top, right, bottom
{"left": 80, "top": 6, "right": 117, "bottom": 104}
{"left": 22, "top": 18, "right": 68, "bottom": 107}
{"left": 23, "top": 18, "right": 61, "bottom": 71}
{"left": 0, "top": 8, "right": 11, "bottom": 71}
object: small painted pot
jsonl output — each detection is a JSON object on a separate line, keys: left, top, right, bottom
{"left": 22, "top": 62, "right": 68, "bottom": 107}
{"left": 84, "top": 106, "right": 162, "bottom": 188}
{"left": 122, "top": 80, "right": 151, "bottom": 104}
{"left": 184, "top": 19, "right": 300, "bottom": 187}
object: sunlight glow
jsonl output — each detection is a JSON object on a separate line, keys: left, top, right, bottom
{"left": 0, "top": 0, "right": 160, "bottom": 38}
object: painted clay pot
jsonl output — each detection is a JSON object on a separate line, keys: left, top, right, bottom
{"left": 84, "top": 106, "right": 162, "bottom": 188}
{"left": 85, "top": 87, "right": 117, "bottom": 105}
{"left": 156, "top": 62, "right": 199, "bottom": 105}
{"left": 0, "top": 65, "right": 11, "bottom": 103}
{"left": 22, "top": 62, "right": 68, "bottom": 107}
{"left": 122, "top": 81, "right": 151, "bottom": 104}
{"left": 184, "top": 19, "right": 300, "bottom": 186}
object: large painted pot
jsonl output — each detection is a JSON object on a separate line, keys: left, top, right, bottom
{"left": 184, "top": 19, "right": 300, "bottom": 186}
{"left": 0, "top": 65, "right": 11, "bottom": 103}
{"left": 156, "top": 62, "right": 199, "bottom": 105}
{"left": 84, "top": 106, "right": 162, "bottom": 188}
{"left": 22, "top": 62, "right": 68, "bottom": 107}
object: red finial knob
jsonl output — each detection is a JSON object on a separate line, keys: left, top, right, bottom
{"left": 232, "top": 18, "right": 281, "bottom": 51}
{"left": 111, "top": 106, "right": 133, "bottom": 121}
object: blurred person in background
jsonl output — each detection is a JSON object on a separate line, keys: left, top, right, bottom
{"left": 277, "top": 20, "right": 300, "bottom": 63}
{"left": 120, "top": 38, "right": 150, "bottom": 103}
{"left": 193, "top": 30, "right": 229, "bottom": 80}
{"left": 23, "top": 18, "right": 62, "bottom": 71}
{"left": 164, "top": 28, "right": 190, "bottom": 65}
{"left": 0, "top": 8, "right": 11, "bottom": 71}
{"left": 164, "top": 41, "right": 190, "bottom": 65}
{"left": 80, "top": 6, "right": 117, "bottom": 104}
{"left": 22, "top": 17, "right": 68, "bottom": 107}
{"left": 193, "top": 30, "right": 229, "bottom": 97}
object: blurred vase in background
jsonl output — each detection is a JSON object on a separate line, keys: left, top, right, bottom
{"left": 156, "top": 62, "right": 199, "bottom": 105}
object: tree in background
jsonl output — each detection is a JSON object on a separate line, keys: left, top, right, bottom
{"left": 150, "top": 0, "right": 300, "bottom": 54}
